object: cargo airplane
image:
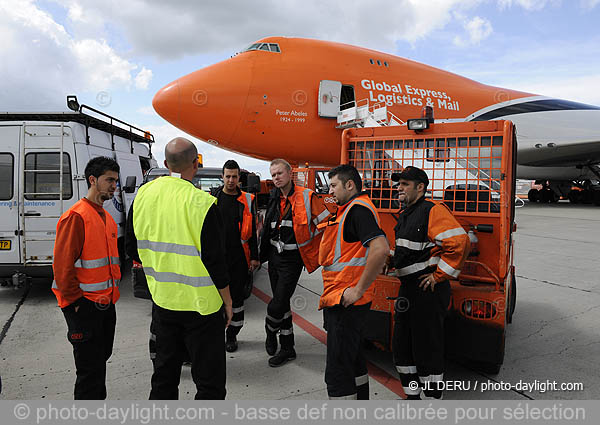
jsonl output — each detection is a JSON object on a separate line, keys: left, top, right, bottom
{"left": 152, "top": 37, "right": 600, "bottom": 205}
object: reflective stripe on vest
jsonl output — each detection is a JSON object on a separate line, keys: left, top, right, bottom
{"left": 395, "top": 239, "right": 436, "bottom": 251}
{"left": 313, "top": 209, "right": 329, "bottom": 226}
{"left": 143, "top": 266, "right": 214, "bottom": 287}
{"left": 270, "top": 239, "right": 298, "bottom": 251}
{"left": 395, "top": 256, "right": 440, "bottom": 277}
{"left": 323, "top": 198, "right": 379, "bottom": 272}
{"left": 52, "top": 278, "right": 120, "bottom": 292}
{"left": 138, "top": 240, "right": 200, "bottom": 257}
{"left": 74, "top": 256, "right": 120, "bottom": 268}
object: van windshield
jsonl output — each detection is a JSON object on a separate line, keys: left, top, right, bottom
{"left": 144, "top": 168, "right": 223, "bottom": 192}
{"left": 192, "top": 176, "right": 223, "bottom": 191}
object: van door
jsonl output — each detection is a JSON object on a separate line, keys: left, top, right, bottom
{"left": 114, "top": 151, "right": 143, "bottom": 217}
{"left": 0, "top": 126, "right": 21, "bottom": 265}
{"left": 21, "top": 124, "right": 77, "bottom": 265}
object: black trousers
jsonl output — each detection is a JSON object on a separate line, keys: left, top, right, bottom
{"left": 149, "top": 303, "right": 226, "bottom": 400}
{"left": 392, "top": 280, "right": 451, "bottom": 399}
{"left": 266, "top": 248, "right": 303, "bottom": 350}
{"left": 323, "top": 303, "right": 370, "bottom": 399}
{"left": 149, "top": 321, "right": 190, "bottom": 364}
{"left": 226, "top": 259, "right": 249, "bottom": 339}
{"left": 62, "top": 299, "right": 116, "bottom": 400}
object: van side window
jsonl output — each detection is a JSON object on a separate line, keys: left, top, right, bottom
{"left": 0, "top": 153, "right": 13, "bottom": 200}
{"left": 24, "top": 153, "right": 73, "bottom": 200}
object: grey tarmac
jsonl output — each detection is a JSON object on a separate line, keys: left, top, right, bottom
{"left": 0, "top": 202, "right": 598, "bottom": 400}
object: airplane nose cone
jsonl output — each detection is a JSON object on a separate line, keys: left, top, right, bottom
{"left": 153, "top": 80, "right": 181, "bottom": 127}
{"left": 169, "top": 57, "right": 252, "bottom": 146}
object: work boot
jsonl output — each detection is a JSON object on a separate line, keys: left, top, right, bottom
{"left": 265, "top": 327, "right": 277, "bottom": 356}
{"left": 226, "top": 334, "right": 238, "bottom": 353}
{"left": 268, "top": 348, "right": 296, "bottom": 367}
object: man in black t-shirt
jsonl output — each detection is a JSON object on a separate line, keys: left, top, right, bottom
{"left": 318, "top": 164, "right": 389, "bottom": 399}
{"left": 211, "top": 160, "right": 259, "bottom": 352}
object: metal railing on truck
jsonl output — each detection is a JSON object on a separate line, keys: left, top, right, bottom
{"left": 340, "top": 120, "right": 517, "bottom": 372}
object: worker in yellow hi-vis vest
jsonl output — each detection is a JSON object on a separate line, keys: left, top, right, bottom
{"left": 126, "top": 137, "right": 232, "bottom": 400}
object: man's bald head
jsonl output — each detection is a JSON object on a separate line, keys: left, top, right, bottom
{"left": 164, "top": 137, "right": 198, "bottom": 173}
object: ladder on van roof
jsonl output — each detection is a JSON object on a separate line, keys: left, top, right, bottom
{"left": 19, "top": 122, "right": 66, "bottom": 266}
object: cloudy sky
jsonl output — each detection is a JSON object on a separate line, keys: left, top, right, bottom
{"left": 1, "top": 0, "right": 599, "bottom": 176}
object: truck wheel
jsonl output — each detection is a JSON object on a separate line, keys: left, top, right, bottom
{"left": 593, "top": 191, "right": 600, "bottom": 206}
{"left": 482, "top": 329, "right": 505, "bottom": 375}
{"left": 507, "top": 270, "right": 516, "bottom": 324}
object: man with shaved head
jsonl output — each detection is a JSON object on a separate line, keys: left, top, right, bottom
{"left": 126, "top": 137, "right": 232, "bottom": 399}
{"left": 164, "top": 137, "right": 199, "bottom": 171}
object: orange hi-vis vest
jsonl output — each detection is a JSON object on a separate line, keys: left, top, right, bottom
{"left": 288, "top": 185, "right": 327, "bottom": 273}
{"left": 52, "top": 199, "right": 121, "bottom": 307}
{"left": 238, "top": 190, "right": 255, "bottom": 266}
{"left": 318, "top": 194, "right": 382, "bottom": 309}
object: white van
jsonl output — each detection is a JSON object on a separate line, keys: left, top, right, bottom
{"left": 0, "top": 96, "right": 157, "bottom": 280}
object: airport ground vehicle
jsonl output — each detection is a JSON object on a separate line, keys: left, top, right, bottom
{"left": 295, "top": 119, "right": 517, "bottom": 373}
{"left": 0, "top": 96, "right": 156, "bottom": 283}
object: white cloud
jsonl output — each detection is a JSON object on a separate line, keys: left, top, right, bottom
{"left": 454, "top": 15, "right": 493, "bottom": 46}
{"left": 134, "top": 67, "right": 153, "bottom": 90}
{"left": 136, "top": 105, "right": 155, "bottom": 115}
{"left": 0, "top": 0, "right": 152, "bottom": 110}
{"left": 72, "top": 39, "right": 137, "bottom": 91}
{"left": 68, "top": 0, "right": 484, "bottom": 59}
{"left": 500, "top": 74, "right": 600, "bottom": 106}
{"left": 67, "top": 2, "right": 85, "bottom": 22}
{"left": 2, "top": 0, "right": 70, "bottom": 46}
{"left": 444, "top": 35, "right": 600, "bottom": 106}
{"left": 497, "top": 0, "right": 555, "bottom": 10}
{"left": 466, "top": 16, "right": 493, "bottom": 43}
{"left": 580, "top": 0, "right": 600, "bottom": 8}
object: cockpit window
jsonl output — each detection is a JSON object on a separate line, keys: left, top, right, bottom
{"left": 242, "top": 42, "right": 281, "bottom": 53}
{"left": 244, "top": 43, "right": 261, "bottom": 51}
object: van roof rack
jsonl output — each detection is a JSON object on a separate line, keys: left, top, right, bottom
{"left": 0, "top": 97, "right": 155, "bottom": 154}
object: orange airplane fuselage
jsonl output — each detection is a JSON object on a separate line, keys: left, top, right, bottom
{"left": 153, "top": 37, "right": 535, "bottom": 165}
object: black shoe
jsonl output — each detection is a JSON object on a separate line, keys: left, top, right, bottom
{"left": 265, "top": 330, "right": 277, "bottom": 356}
{"left": 268, "top": 348, "right": 296, "bottom": 367}
{"left": 226, "top": 335, "right": 238, "bottom": 353}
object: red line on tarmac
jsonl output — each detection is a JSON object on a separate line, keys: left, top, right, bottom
{"left": 252, "top": 286, "right": 406, "bottom": 399}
